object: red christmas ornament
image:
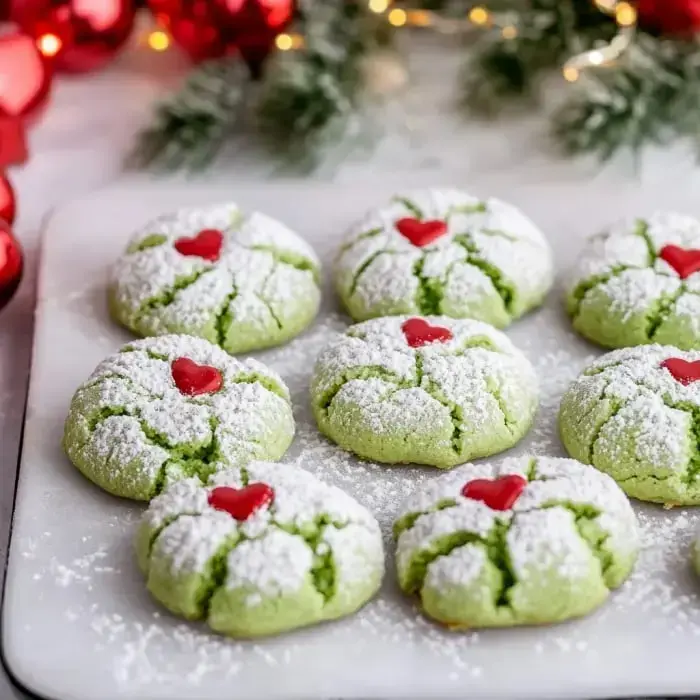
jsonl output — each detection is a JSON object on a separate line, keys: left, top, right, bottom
{"left": 147, "top": 0, "right": 294, "bottom": 73}
{"left": 637, "top": 0, "right": 700, "bottom": 36}
{"left": 0, "top": 173, "right": 16, "bottom": 225}
{"left": 0, "top": 217, "right": 23, "bottom": 311}
{"left": 0, "top": 30, "right": 52, "bottom": 120}
{"left": 11, "top": 0, "right": 136, "bottom": 73}
{"left": 0, "top": 112, "right": 29, "bottom": 168}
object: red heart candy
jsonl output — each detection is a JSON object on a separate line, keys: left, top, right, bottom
{"left": 395, "top": 217, "right": 448, "bottom": 247}
{"left": 462, "top": 475, "right": 527, "bottom": 511}
{"left": 174, "top": 229, "right": 223, "bottom": 262}
{"left": 171, "top": 357, "right": 222, "bottom": 396}
{"left": 661, "top": 358, "right": 700, "bottom": 385}
{"left": 402, "top": 318, "right": 453, "bottom": 348}
{"left": 659, "top": 244, "right": 700, "bottom": 279}
{"left": 208, "top": 484, "right": 275, "bottom": 521}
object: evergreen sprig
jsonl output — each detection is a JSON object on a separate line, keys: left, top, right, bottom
{"left": 132, "top": 0, "right": 382, "bottom": 171}
{"left": 130, "top": 58, "right": 248, "bottom": 171}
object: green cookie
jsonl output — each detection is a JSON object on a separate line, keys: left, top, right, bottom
{"left": 109, "top": 203, "right": 321, "bottom": 354}
{"left": 311, "top": 315, "right": 538, "bottom": 468}
{"left": 136, "top": 461, "right": 385, "bottom": 638}
{"left": 63, "top": 335, "right": 295, "bottom": 501}
{"left": 394, "top": 455, "right": 639, "bottom": 628}
{"left": 566, "top": 212, "right": 700, "bottom": 350}
{"left": 559, "top": 345, "right": 700, "bottom": 505}
{"left": 335, "top": 188, "right": 553, "bottom": 328}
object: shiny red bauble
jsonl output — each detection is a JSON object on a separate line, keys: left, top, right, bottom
{"left": 148, "top": 0, "right": 294, "bottom": 73}
{"left": 637, "top": 0, "right": 700, "bottom": 35}
{"left": 0, "top": 173, "right": 16, "bottom": 225}
{"left": 10, "top": 0, "right": 136, "bottom": 73}
{"left": 0, "top": 216, "right": 23, "bottom": 311}
{"left": 0, "top": 30, "right": 52, "bottom": 120}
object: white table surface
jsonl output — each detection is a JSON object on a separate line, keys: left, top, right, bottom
{"left": 3, "top": 25, "right": 700, "bottom": 698}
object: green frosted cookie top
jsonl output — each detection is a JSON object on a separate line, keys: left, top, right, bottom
{"left": 136, "top": 461, "right": 384, "bottom": 636}
{"left": 311, "top": 315, "right": 538, "bottom": 468}
{"left": 335, "top": 189, "right": 553, "bottom": 327}
{"left": 394, "top": 456, "right": 639, "bottom": 627}
{"left": 567, "top": 212, "right": 700, "bottom": 349}
{"left": 63, "top": 335, "right": 295, "bottom": 501}
{"left": 109, "top": 203, "right": 321, "bottom": 354}
{"left": 560, "top": 345, "right": 700, "bottom": 505}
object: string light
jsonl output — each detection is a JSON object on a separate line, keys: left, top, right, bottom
{"left": 615, "top": 1, "right": 637, "bottom": 27}
{"left": 501, "top": 25, "right": 517, "bottom": 39}
{"left": 37, "top": 33, "right": 61, "bottom": 57}
{"left": 368, "top": 0, "right": 391, "bottom": 13}
{"left": 468, "top": 6, "right": 490, "bottom": 26}
{"left": 275, "top": 33, "right": 304, "bottom": 51}
{"left": 147, "top": 30, "right": 170, "bottom": 52}
{"left": 561, "top": 0, "right": 636, "bottom": 82}
{"left": 388, "top": 8, "right": 407, "bottom": 26}
{"left": 406, "top": 10, "right": 431, "bottom": 27}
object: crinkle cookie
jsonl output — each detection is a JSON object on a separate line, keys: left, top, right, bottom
{"left": 335, "top": 189, "right": 553, "bottom": 327}
{"left": 311, "top": 315, "right": 538, "bottom": 468}
{"left": 567, "top": 212, "right": 700, "bottom": 350}
{"left": 109, "top": 203, "right": 321, "bottom": 354}
{"left": 135, "top": 461, "right": 384, "bottom": 638}
{"left": 63, "top": 335, "right": 294, "bottom": 501}
{"left": 560, "top": 345, "right": 700, "bottom": 505}
{"left": 394, "top": 456, "right": 639, "bottom": 628}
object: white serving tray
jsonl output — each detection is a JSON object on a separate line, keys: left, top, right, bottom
{"left": 4, "top": 177, "right": 700, "bottom": 700}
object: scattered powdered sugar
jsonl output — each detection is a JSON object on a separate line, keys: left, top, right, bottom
{"left": 24, "top": 275, "right": 700, "bottom": 696}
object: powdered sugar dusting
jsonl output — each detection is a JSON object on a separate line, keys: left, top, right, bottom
{"left": 336, "top": 189, "right": 553, "bottom": 324}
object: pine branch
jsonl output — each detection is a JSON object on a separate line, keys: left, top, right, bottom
{"left": 255, "top": 0, "right": 385, "bottom": 167}
{"left": 462, "top": 0, "right": 617, "bottom": 114}
{"left": 552, "top": 36, "right": 700, "bottom": 160}
{"left": 130, "top": 58, "right": 248, "bottom": 171}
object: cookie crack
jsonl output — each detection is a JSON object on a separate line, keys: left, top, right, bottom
{"left": 348, "top": 250, "right": 393, "bottom": 298}
{"left": 393, "top": 196, "right": 424, "bottom": 219}
{"left": 543, "top": 501, "right": 615, "bottom": 588}
{"left": 413, "top": 256, "right": 442, "bottom": 316}
{"left": 337, "top": 227, "right": 383, "bottom": 256}
{"left": 245, "top": 245, "right": 321, "bottom": 285}
{"left": 587, "top": 399, "right": 624, "bottom": 465}
{"left": 452, "top": 235, "right": 515, "bottom": 315}
{"left": 214, "top": 284, "right": 239, "bottom": 348}
{"left": 567, "top": 264, "right": 637, "bottom": 319}
{"left": 646, "top": 284, "right": 686, "bottom": 341}
{"left": 138, "top": 267, "right": 211, "bottom": 316}
{"left": 633, "top": 219, "right": 656, "bottom": 265}
{"left": 316, "top": 365, "right": 413, "bottom": 413}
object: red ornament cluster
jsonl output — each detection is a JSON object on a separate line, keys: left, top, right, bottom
{"left": 637, "top": 0, "right": 700, "bottom": 36}
{"left": 208, "top": 483, "right": 275, "bottom": 520}
{"left": 147, "top": 0, "right": 294, "bottom": 73}
{"left": 661, "top": 358, "right": 700, "bottom": 386}
{"left": 10, "top": 0, "right": 136, "bottom": 74}
{"left": 462, "top": 475, "right": 527, "bottom": 511}
{"left": 174, "top": 229, "right": 224, "bottom": 262}
{"left": 401, "top": 318, "right": 453, "bottom": 348}
{"left": 0, "top": 218, "right": 23, "bottom": 310}
{"left": 395, "top": 217, "right": 448, "bottom": 247}
{"left": 171, "top": 357, "right": 223, "bottom": 396}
